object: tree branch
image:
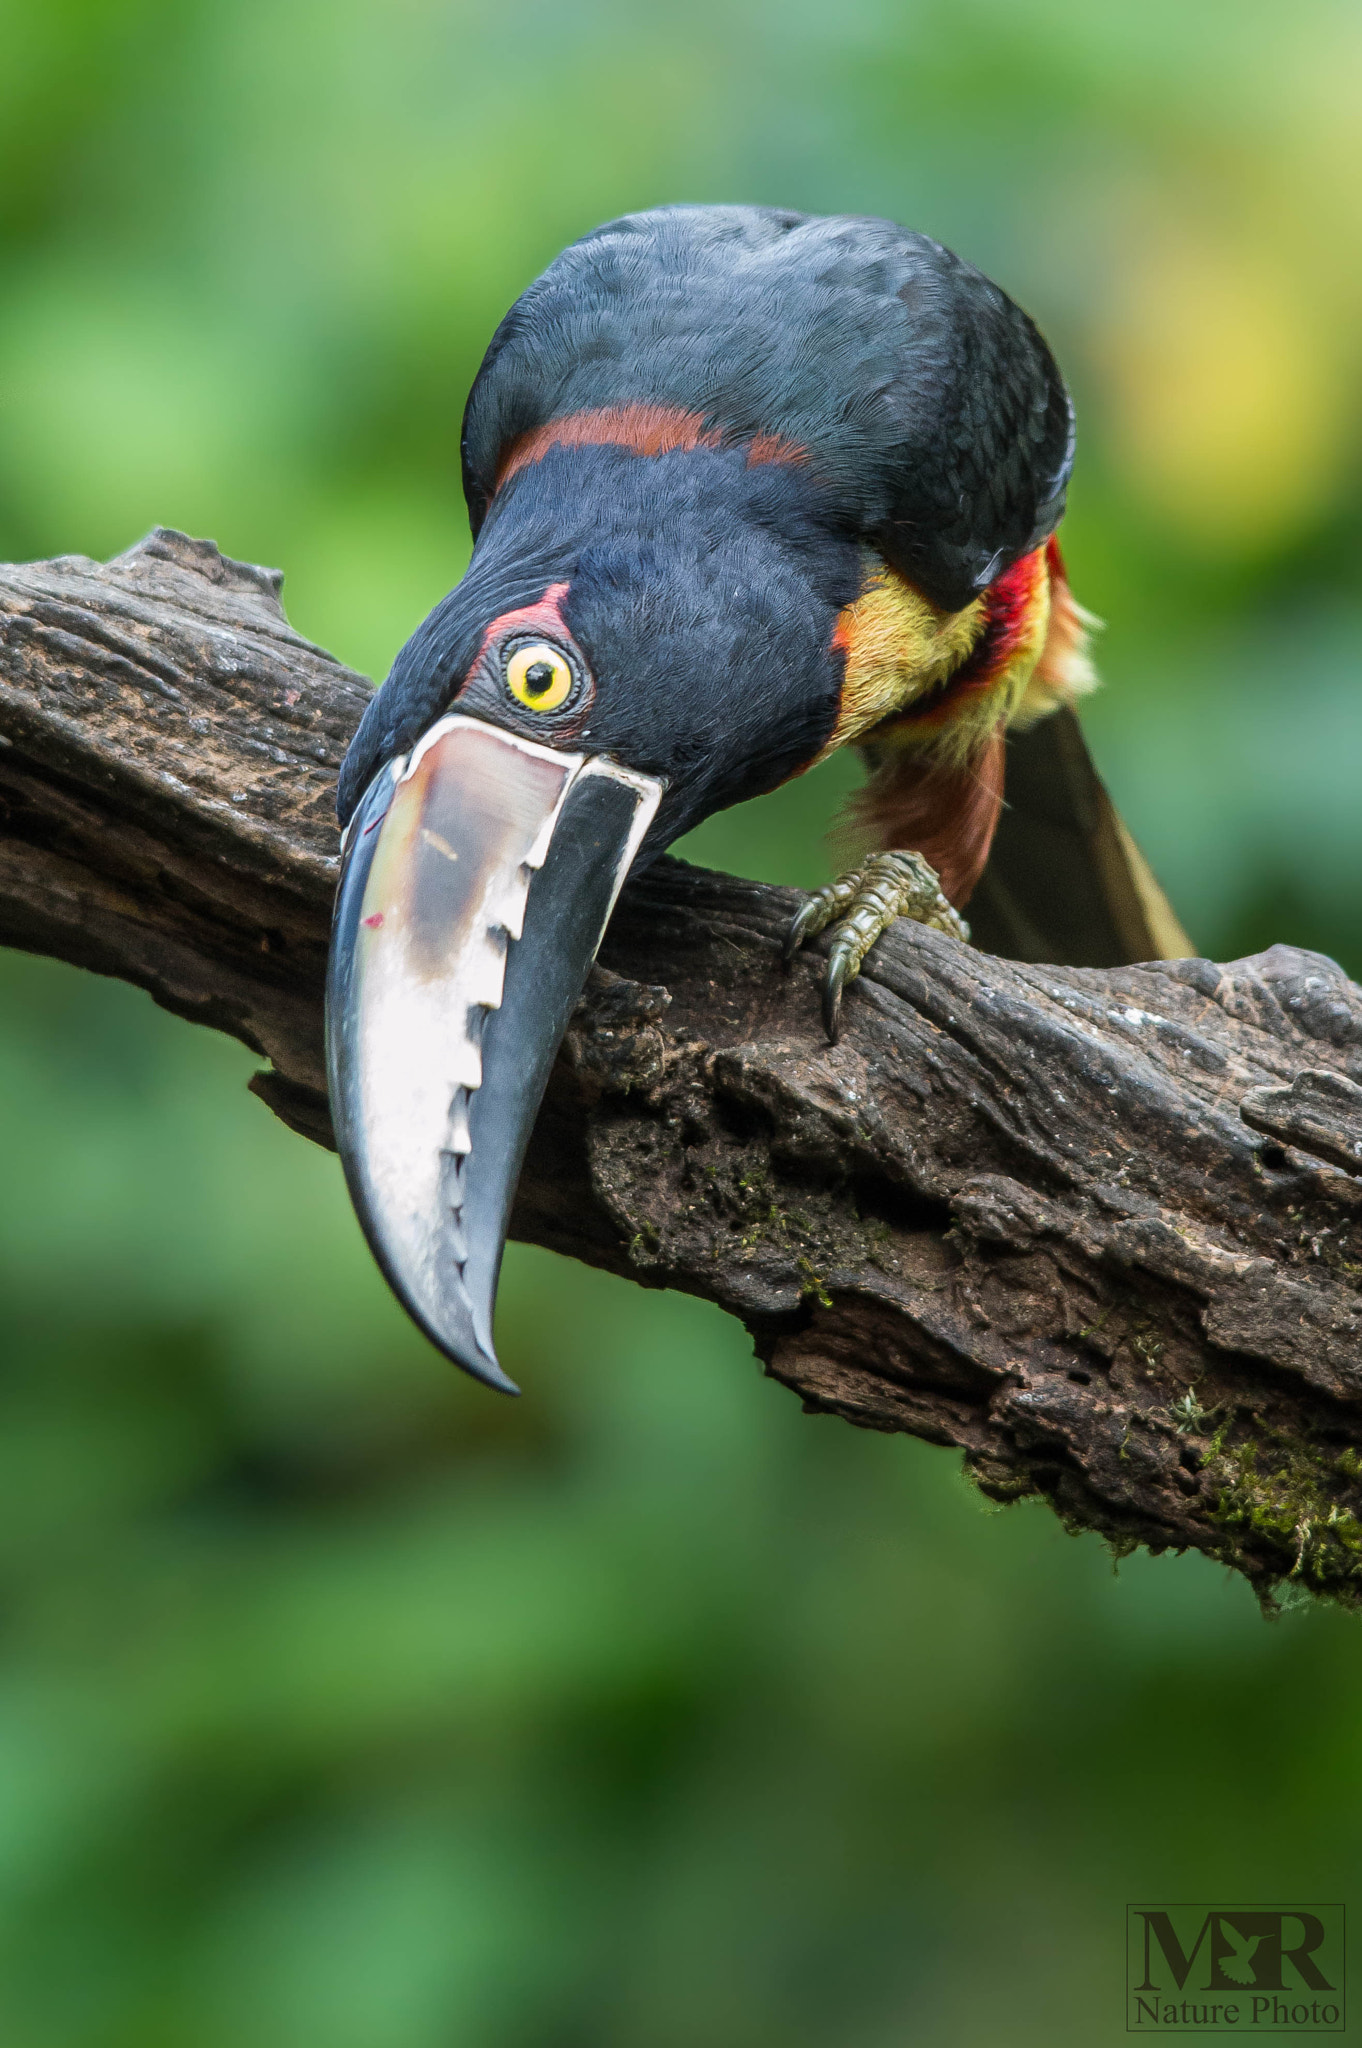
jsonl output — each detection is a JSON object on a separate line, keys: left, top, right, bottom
{"left": 4, "top": 529, "right": 1362, "bottom": 1604}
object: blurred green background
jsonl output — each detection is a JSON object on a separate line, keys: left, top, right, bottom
{"left": 2, "top": 2, "right": 1361, "bottom": 2042}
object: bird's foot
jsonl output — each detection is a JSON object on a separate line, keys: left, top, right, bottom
{"left": 783, "top": 850, "right": 969, "bottom": 1042}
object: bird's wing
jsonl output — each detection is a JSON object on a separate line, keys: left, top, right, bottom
{"left": 966, "top": 708, "right": 1192, "bottom": 967}
{"left": 461, "top": 206, "right": 1073, "bottom": 612}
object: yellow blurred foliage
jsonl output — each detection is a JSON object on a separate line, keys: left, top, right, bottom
{"left": 1094, "top": 218, "right": 1354, "bottom": 553}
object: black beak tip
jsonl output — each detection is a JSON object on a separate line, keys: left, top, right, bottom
{"left": 454, "top": 1341, "right": 521, "bottom": 1398}
{"left": 369, "top": 1247, "right": 524, "bottom": 1397}
{"left": 438, "top": 1310, "right": 518, "bottom": 1392}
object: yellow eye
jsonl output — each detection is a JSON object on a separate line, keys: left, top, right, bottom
{"left": 504, "top": 641, "right": 575, "bottom": 714}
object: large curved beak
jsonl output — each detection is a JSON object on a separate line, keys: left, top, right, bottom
{"left": 326, "top": 715, "right": 662, "bottom": 1392}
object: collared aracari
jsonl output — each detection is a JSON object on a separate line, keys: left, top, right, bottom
{"left": 327, "top": 204, "right": 1189, "bottom": 1391}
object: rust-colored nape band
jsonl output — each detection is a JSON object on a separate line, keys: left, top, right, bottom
{"left": 494, "top": 403, "right": 805, "bottom": 489}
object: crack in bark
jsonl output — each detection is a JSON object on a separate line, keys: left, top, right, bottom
{"left": 4, "top": 528, "right": 1362, "bottom": 1605}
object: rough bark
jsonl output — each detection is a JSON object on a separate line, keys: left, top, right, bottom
{"left": 4, "top": 529, "right": 1362, "bottom": 1605}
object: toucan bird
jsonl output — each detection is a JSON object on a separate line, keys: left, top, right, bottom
{"left": 327, "top": 204, "right": 1189, "bottom": 1391}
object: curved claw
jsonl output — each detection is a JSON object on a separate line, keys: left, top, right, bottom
{"left": 784, "top": 892, "right": 833, "bottom": 965}
{"left": 788, "top": 850, "right": 970, "bottom": 1044}
{"left": 822, "top": 937, "right": 856, "bottom": 1043}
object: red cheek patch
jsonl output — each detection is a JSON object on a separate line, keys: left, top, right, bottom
{"left": 958, "top": 547, "right": 1046, "bottom": 687}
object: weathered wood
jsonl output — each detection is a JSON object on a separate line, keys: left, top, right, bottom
{"left": 4, "top": 529, "right": 1362, "bottom": 1604}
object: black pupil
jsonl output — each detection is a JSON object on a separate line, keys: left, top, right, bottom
{"left": 523, "top": 659, "right": 557, "bottom": 699}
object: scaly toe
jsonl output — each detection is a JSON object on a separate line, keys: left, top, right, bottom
{"left": 787, "top": 851, "right": 969, "bottom": 1042}
{"left": 783, "top": 870, "right": 865, "bottom": 964}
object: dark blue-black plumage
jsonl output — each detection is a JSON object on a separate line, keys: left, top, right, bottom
{"left": 325, "top": 206, "right": 1171, "bottom": 1394}
{"left": 462, "top": 206, "right": 1073, "bottom": 609}
{"left": 339, "top": 204, "right": 1074, "bottom": 831}
{"left": 338, "top": 439, "right": 860, "bottom": 840}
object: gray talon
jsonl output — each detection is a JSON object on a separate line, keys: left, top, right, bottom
{"left": 786, "top": 850, "right": 969, "bottom": 1042}
{"left": 823, "top": 935, "right": 857, "bottom": 1042}
{"left": 783, "top": 893, "right": 827, "bottom": 964}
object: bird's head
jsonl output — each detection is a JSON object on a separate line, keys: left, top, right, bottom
{"left": 326, "top": 208, "right": 1073, "bottom": 1389}
{"left": 328, "top": 426, "right": 861, "bottom": 1391}
{"left": 338, "top": 422, "right": 864, "bottom": 846}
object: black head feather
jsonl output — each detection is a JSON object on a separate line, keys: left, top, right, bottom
{"left": 339, "top": 439, "right": 859, "bottom": 837}
{"left": 340, "top": 205, "right": 1075, "bottom": 826}
{"left": 461, "top": 205, "right": 1073, "bottom": 612}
